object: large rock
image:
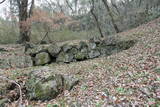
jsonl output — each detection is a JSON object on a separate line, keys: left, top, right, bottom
{"left": 56, "top": 52, "right": 74, "bottom": 63}
{"left": 48, "top": 44, "right": 61, "bottom": 57}
{"left": 34, "top": 52, "right": 51, "bottom": 66}
{"left": 68, "top": 46, "right": 78, "bottom": 55}
{"left": 26, "top": 45, "right": 48, "bottom": 56}
{"left": 26, "top": 67, "right": 79, "bottom": 101}
{"left": 88, "top": 42, "right": 97, "bottom": 50}
{"left": 26, "top": 73, "right": 63, "bottom": 100}
{"left": 89, "top": 37, "right": 101, "bottom": 44}
{"left": 63, "top": 75, "right": 79, "bottom": 91}
{"left": 0, "top": 55, "right": 33, "bottom": 69}
{"left": 78, "top": 41, "right": 88, "bottom": 49}
{"left": 62, "top": 44, "right": 72, "bottom": 52}
{"left": 75, "top": 48, "right": 88, "bottom": 61}
{"left": 88, "top": 50, "right": 101, "bottom": 59}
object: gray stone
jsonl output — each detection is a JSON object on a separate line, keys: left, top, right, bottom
{"left": 35, "top": 52, "right": 51, "bottom": 65}
{"left": 75, "top": 48, "right": 88, "bottom": 61}
{"left": 68, "top": 47, "right": 78, "bottom": 55}
{"left": 88, "top": 42, "right": 97, "bottom": 50}
{"left": 75, "top": 52, "right": 87, "bottom": 60}
{"left": 62, "top": 44, "right": 72, "bottom": 52}
{"left": 48, "top": 44, "right": 61, "bottom": 57}
{"left": 26, "top": 68, "right": 79, "bottom": 101}
{"left": 26, "top": 73, "right": 63, "bottom": 100}
{"left": 56, "top": 52, "right": 74, "bottom": 63}
{"left": 78, "top": 41, "right": 88, "bottom": 49}
{"left": 63, "top": 75, "right": 79, "bottom": 90}
{"left": 89, "top": 50, "right": 101, "bottom": 59}
{"left": 26, "top": 45, "right": 48, "bottom": 56}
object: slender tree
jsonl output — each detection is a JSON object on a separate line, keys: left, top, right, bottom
{"left": 90, "top": 0, "right": 104, "bottom": 38}
{"left": 16, "top": 0, "right": 34, "bottom": 44}
{"left": 0, "top": 0, "right": 5, "bottom": 4}
{"left": 102, "top": 0, "right": 120, "bottom": 33}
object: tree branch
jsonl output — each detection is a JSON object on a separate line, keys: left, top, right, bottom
{"left": 0, "top": 76, "right": 23, "bottom": 107}
{"left": 0, "top": 0, "right": 5, "bottom": 4}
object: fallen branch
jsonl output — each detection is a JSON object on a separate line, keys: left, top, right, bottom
{"left": 39, "top": 31, "right": 49, "bottom": 44}
{"left": 0, "top": 75, "right": 23, "bottom": 107}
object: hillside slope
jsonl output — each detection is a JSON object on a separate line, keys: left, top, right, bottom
{"left": 1, "top": 18, "right": 160, "bottom": 106}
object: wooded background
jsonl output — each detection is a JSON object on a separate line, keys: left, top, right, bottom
{"left": 0, "top": 0, "right": 160, "bottom": 44}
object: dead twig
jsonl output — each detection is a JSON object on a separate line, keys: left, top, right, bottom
{"left": 0, "top": 75, "right": 23, "bottom": 107}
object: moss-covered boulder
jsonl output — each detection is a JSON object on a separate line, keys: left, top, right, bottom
{"left": 68, "top": 46, "right": 78, "bottom": 55}
{"left": 26, "top": 45, "right": 48, "bottom": 56}
{"left": 26, "top": 67, "right": 79, "bottom": 101}
{"left": 88, "top": 42, "right": 97, "bottom": 50}
{"left": 35, "top": 52, "right": 51, "bottom": 65}
{"left": 56, "top": 52, "right": 74, "bottom": 63}
{"left": 26, "top": 74, "right": 63, "bottom": 100}
{"left": 62, "top": 44, "right": 72, "bottom": 52}
{"left": 75, "top": 52, "right": 87, "bottom": 61}
{"left": 48, "top": 44, "right": 61, "bottom": 57}
{"left": 78, "top": 41, "right": 88, "bottom": 49}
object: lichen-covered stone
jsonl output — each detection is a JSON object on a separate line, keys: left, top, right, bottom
{"left": 88, "top": 50, "right": 101, "bottom": 59}
{"left": 62, "top": 44, "right": 72, "bottom": 52}
{"left": 75, "top": 47, "right": 88, "bottom": 60}
{"left": 56, "top": 52, "right": 74, "bottom": 63}
{"left": 26, "top": 73, "right": 63, "bottom": 100}
{"left": 68, "top": 47, "right": 78, "bottom": 55}
{"left": 35, "top": 52, "right": 51, "bottom": 66}
{"left": 26, "top": 45, "right": 48, "bottom": 56}
{"left": 78, "top": 41, "right": 88, "bottom": 49}
{"left": 26, "top": 68, "right": 79, "bottom": 101}
{"left": 48, "top": 44, "right": 61, "bottom": 57}
{"left": 63, "top": 75, "right": 79, "bottom": 90}
{"left": 75, "top": 52, "right": 87, "bottom": 60}
{"left": 88, "top": 42, "right": 97, "bottom": 50}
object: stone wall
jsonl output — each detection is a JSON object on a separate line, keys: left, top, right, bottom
{"left": 26, "top": 37, "right": 136, "bottom": 66}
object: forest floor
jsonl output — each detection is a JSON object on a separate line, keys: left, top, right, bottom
{"left": 1, "top": 18, "right": 160, "bottom": 107}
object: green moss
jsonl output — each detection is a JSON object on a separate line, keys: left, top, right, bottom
{"left": 35, "top": 52, "right": 51, "bottom": 65}
{"left": 75, "top": 52, "right": 87, "bottom": 60}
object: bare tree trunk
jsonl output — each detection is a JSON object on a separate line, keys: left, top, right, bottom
{"left": 139, "top": 0, "right": 142, "bottom": 7}
{"left": 65, "top": 0, "right": 74, "bottom": 13}
{"left": 102, "top": 0, "right": 120, "bottom": 33}
{"left": 75, "top": 0, "right": 78, "bottom": 14}
{"left": 90, "top": 0, "right": 104, "bottom": 38}
{"left": 111, "top": 0, "right": 120, "bottom": 15}
{"left": 0, "top": 0, "right": 5, "bottom": 4}
{"left": 17, "top": 0, "right": 34, "bottom": 44}
{"left": 17, "top": 0, "right": 30, "bottom": 44}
